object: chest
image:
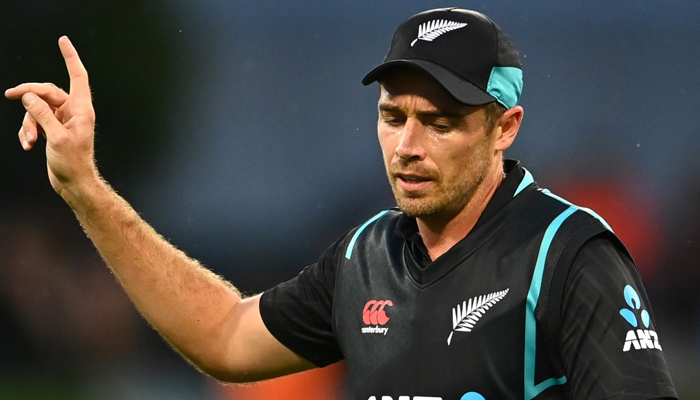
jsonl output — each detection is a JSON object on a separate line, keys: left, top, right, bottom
{"left": 334, "top": 234, "right": 543, "bottom": 400}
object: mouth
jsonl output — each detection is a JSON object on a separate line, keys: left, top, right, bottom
{"left": 394, "top": 172, "right": 434, "bottom": 192}
{"left": 398, "top": 174, "right": 430, "bottom": 183}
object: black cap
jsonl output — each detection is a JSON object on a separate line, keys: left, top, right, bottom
{"left": 362, "top": 8, "right": 523, "bottom": 109}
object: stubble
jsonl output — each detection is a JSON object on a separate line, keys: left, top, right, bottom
{"left": 389, "top": 133, "right": 494, "bottom": 220}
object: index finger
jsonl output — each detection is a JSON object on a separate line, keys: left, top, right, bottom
{"left": 58, "top": 36, "right": 92, "bottom": 106}
{"left": 5, "top": 83, "right": 69, "bottom": 107}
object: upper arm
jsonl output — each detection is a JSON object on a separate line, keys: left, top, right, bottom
{"left": 206, "top": 294, "right": 317, "bottom": 383}
{"left": 556, "top": 235, "right": 677, "bottom": 399}
{"left": 207, "top": 234, "right": 348, "bottom": 383}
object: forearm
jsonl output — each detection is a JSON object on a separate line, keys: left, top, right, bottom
{"left": 7, "top": 38, "right": 315, "bottom": 382}
{"left": 63, "top": 174, "right": 242, "bottom": 371}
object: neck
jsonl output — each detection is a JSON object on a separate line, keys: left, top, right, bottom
{"left": 417, "top": 162, "right": 505, "bottom": 261}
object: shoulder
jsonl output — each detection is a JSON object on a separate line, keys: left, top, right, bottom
{"left": 532, "top": 188, "right": 615, "bottom": 241}
{"left": 343, "top": 208, "right": 402, "bottom": 260}
{"left": 567, "top": 234, "right": 640, "bottom": 297}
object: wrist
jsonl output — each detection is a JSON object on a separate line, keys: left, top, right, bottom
{"left": 58, "top": 171, "right": 111, "bottom": 213}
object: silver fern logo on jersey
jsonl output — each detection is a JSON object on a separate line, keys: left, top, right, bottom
{"left": 411, "top": 20, "right": 468, "bottom": 47}
{"left": 447, "top": 288, "right": 509, "bottom": 345}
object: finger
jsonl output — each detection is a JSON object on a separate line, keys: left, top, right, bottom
{"left": 58, "top": 36, "right": 92, "bottom": 109}
{"left": 5, "top": 83, "right": 69, "bottom": 107}
{"left": 21, "top": 93, "right": 64, "bottom": 141}
{"left": 18, "top": 112, "right": 42, "bottom": 151}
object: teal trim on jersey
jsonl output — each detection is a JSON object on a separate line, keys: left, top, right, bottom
{"left": 345, "top": 210, "right": 390, "bottom": 260}
{"left": 541, "top": 189, "right": 613, "bottom": 232}
{"left": 487, "top": 66, "right": 523, "bottom": 109}
{"left": 524, "top": 206, "right": 576, "bottom": 400}
{"left": 514, "top": 168, "right": 535, "bottom": 197}
{"left": 523, "top": 189, "right": 615, "bottom": 398}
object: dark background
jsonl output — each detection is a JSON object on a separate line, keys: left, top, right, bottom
{"left": 0, "top": 1, "right": 698, "bottom": 399}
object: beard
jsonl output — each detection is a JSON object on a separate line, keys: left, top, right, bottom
{"left": 394, "top": 171, "right": 487, "bottom": 219}
{"left": 387, "top": 136, "right": 494, "bottom": 220}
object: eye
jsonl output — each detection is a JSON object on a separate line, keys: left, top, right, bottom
{"left": 381, "top": 114, "right": 405, "bottom": 127}
{"left": 431, "top": 123, "right": 452, "bottom": 133}
{"left": 428, "top": 119, "right": 456, "bottom": 133}
{"left": 426, "top": 114, "right": 465, "bottom": 133}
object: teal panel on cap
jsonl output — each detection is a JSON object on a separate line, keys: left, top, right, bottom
{"left": 486, "top": 66, "right": 523, "bottom": 109}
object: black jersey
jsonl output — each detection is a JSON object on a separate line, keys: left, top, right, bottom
{"left": 260, "top": 160, "right": 677, "bottom": 400}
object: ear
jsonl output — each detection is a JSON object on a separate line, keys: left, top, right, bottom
{"left": 494, "top": 105, "right": 524, "bottom": 152}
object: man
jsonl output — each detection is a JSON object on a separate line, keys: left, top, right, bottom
{"left": 5, "top": 7, "right": 676, "bottom": 400}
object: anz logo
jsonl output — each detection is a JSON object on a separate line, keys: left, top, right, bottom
{"left": 619, "top": 285, "right": 662, "bottom": 352}
{"left": 367, "top": 392, "right": 486, "bottom": 400}
{"left": 368, "top": 397, "right": 441, "bottom": 400}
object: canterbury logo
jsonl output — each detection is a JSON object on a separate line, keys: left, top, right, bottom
{"left": 447, "top": 288, "right": 509, "bottom": 345}
{"left": 363, "top": 300, "right": 393, "bottom": 325}
{"left": 411, "top": 19, "right": 468, "bottom": 47}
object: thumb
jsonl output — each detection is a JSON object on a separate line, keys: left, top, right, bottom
{"left": 21, "top": 93, "right": 63, "bottom": 139}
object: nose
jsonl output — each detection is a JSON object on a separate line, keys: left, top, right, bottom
{"left": 395, "top": 119, "right": 426, "bottom": 161}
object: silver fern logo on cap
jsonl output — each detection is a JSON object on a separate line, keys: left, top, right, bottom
{"left": 447, "top": 288, "right": 509, "bottom": 345}
{"left": 411, "top": 19, "right": 468, "bottom": 47}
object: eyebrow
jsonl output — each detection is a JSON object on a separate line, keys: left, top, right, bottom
{"left": 378, "top": 102, "right": 469, "bottom": 119}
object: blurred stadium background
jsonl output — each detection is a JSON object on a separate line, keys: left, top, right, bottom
{"left": 0, "top": 0, "right": 698, "bottom": 398}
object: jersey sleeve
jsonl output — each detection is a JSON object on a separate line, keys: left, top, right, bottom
{"left": 258, "top": 232, "right": 350, "bottom": 367}
{"left": 556, "top": 234, "right": 677, "bottom": 400}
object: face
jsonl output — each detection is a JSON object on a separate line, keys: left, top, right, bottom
{"left": 377, "top": 69, "right": 502, "bottom": 221}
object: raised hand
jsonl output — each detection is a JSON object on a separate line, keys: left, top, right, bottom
{"left": 5, "top": 36, "right": 98, "bottom": 197}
